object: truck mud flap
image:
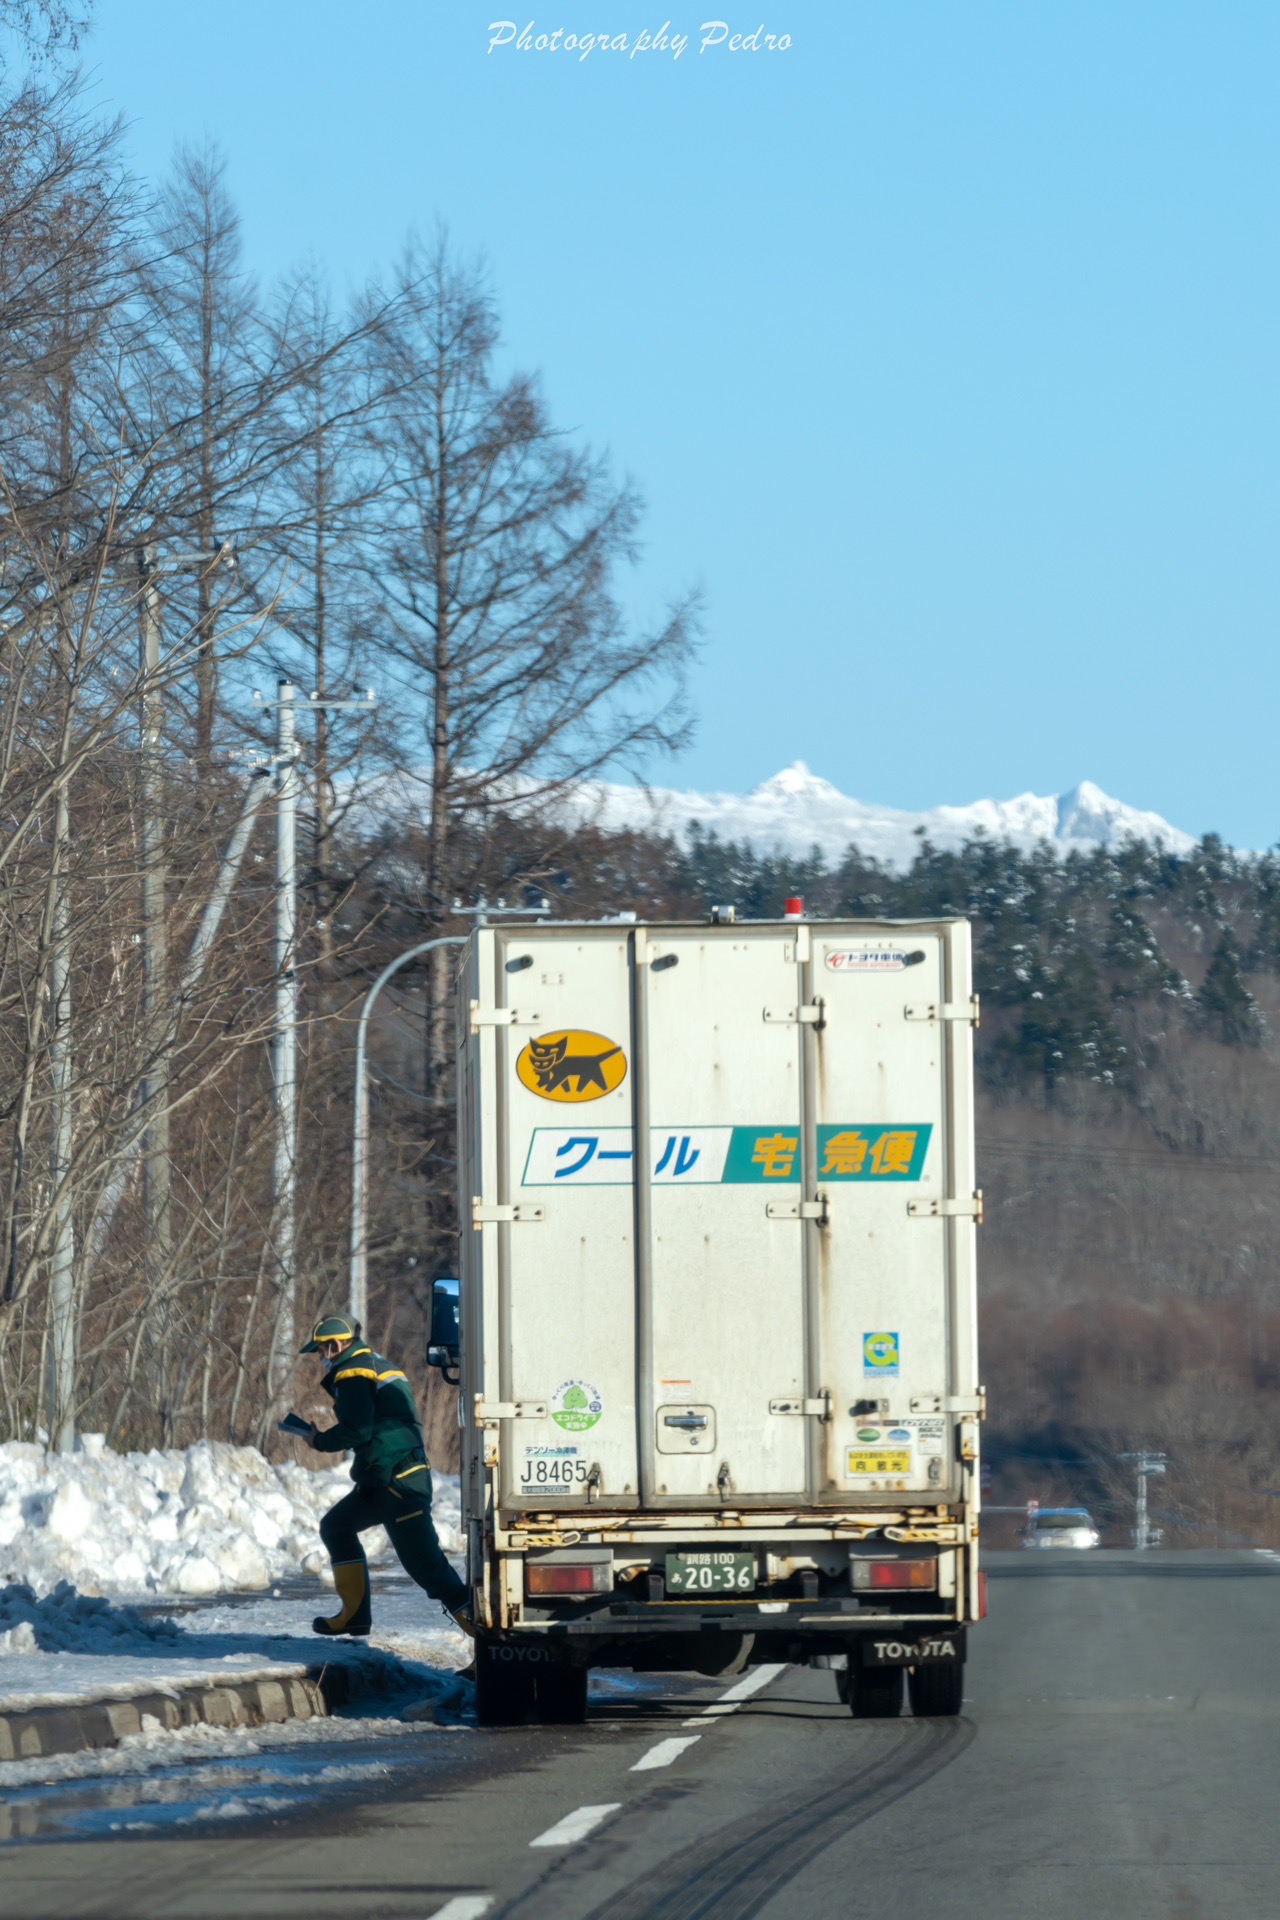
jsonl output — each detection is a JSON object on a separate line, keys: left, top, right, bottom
{"left": 860, "top": 1630, "right": 965, "bottom": 1668}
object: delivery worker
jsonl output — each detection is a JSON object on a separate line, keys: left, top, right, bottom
{"left": 292, "top": 1314, "right": 473, "bottom": 1640}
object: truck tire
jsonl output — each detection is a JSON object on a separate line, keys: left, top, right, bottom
{"left": 834, "top": 1664, "right": 850, "bottom": 1704}
{"left": 907, "top": 1659, "right": 964, "bottom": 1718}
{"left": 474, "top": 1643, "right": 537, "bottom": 1726}
{"left": 535, "top": 1664, "right": 589, "bottom": 1724}
{"left": 847, "top": 1663, "right": 903, "bottom": 1719}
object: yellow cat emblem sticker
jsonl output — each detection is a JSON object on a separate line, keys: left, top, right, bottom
{"left": 516, "top": 1030, "right": 628, "bottom": 1103}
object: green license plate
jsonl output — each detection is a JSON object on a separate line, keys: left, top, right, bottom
{"left": 665, "top": 1552, "right": 756, "bottom": 1594}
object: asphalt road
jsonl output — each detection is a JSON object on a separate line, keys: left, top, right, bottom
{"left": 4, "top": 1550, "right": 1279, "bottom": 1920}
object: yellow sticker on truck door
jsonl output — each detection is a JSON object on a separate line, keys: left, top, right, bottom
{"left": 847, "top": 1449, "right": 912, "bottom": 1476}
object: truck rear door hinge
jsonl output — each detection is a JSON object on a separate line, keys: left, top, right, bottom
{"left": 904, "top": 996, "right": 980, "bottom": 1026}
{"left": 762, "top": 1001, "right": 826, "bottom": 1027}
{"left": 468, "top": 1001, "right": 542, "bottom": 1031}
{"left": 769, "top": 1393, "right": 831, "bottom": 1419}
{"left": 909, "top": 1391, "right": 987, "bottom": 1418}
{"left": 475, "top": 1398, "right": 549, "bottom": 1425}
{"left": 907, "top": 1192, "right": 983, "bottom": 1223}
{"left": 472, "top": 1199, "right": 546, "bottom": 1228}
{"left": 766, "top": 1197, "right": 829, "bottom": 1224}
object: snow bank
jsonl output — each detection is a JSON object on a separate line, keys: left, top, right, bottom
{"left": 0, "top": 1437, "right": 462, "bottom": 1600}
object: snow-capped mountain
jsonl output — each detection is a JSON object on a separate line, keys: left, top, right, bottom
{"left": 558, "top": 764, "right": 1196, "bottom": 868}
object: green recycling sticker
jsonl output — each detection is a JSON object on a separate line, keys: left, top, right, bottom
{"left": 551, "top": 1379, "right": 603, "bottom": 1432}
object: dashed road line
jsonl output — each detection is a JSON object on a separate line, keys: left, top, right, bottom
{"left": 530, "top": 1803, "right": 623, "bottom": 1848}
{"left": 683, "top": 1661, "right": 787, "bottom": 1727}
{"left": 631, "top": 1734, "right": 702, "bottom": 1771}
{"left": 431, "top": 1900, "right": 493, "bottom": 1920}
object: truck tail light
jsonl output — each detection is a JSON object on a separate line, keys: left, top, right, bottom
{"left": 978, "top": 1570, "right": 988, "bottom": 1618}
{"left": 526, "top": 1561, "right": 611, "bottom": 1597}
{"left": 852, "top": 1559, "right": 937, "bottom": 1592}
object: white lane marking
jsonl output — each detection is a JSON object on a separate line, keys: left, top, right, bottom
{"left": 631, "top": 1735, "right": 702, "bottom": 1772}
{"left": 681, "top": 1661, "right": 787, "bottom": 1727}
{"left": 717, "top": 1662, "right": 788, "bottom": 1704}
{"left": 529, "top": 1803, "right": 622, "bottom": 1849}
{"left": 432, "top": 1901, "right": 493, "bottom": 1920}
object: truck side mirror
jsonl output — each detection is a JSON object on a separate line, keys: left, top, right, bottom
{"left": 426, "top": 1275, "right": 461, "bottom": 1385}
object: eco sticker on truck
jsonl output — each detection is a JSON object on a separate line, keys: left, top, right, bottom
{"left": 863, "top": 1331, "right": 900, "bottom": 1377}
{"left": 550, "top": 1380, "right": 603, "bottom": 1432}
{"left": 516, "top": 1031, "right": 627, "bottom": 1103}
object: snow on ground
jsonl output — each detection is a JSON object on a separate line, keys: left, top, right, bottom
{"left": 0, "top": 1435, "right": 462, "bottom": 1601}
{"left": 0, "top": 1580, "right": 470, "bottom": 1714}
{"left": 0, "top": 1437, "right": 468, "bottom": 1716}
{"left": 0, "top": 1706, "right": 464, "bottom": 1793}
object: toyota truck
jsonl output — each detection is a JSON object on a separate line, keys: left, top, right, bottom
{"left": 429, "top": 909, "right": 984, "bottom": 1724}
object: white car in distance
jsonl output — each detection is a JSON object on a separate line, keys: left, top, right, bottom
{"left": 1020, "top": 1508, "right": 1101, "bottom": 1550}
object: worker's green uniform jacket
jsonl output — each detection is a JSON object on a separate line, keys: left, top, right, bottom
{"left": 313, "top": 1342, "right": 425, "bottom": 1486}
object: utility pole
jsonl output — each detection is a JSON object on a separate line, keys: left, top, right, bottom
{"left": 269, "top": 681, "right": 299, "bottom": 1388}
{"left": 137, "top": 545, "right": 174, "bottom": 1412}
{"left": 263, "top": 683, "right": 375, "bottom": 1392}
{"left": 47, "top": 718, "right": 75, "bottom": 1454}
{"left": 1120, "top": 1450, "right": 1167, "bottom": 1550}
{"left": 136, "top": 542, "right": 233, "bottom": 1438}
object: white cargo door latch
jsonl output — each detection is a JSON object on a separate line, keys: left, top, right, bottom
{"left": 468, "top": 1001, "right": 542, "bottom": 1031}
{"left": 472, "top": 1199, "right": 546, "bottom": 1228}
{"left": 475, "top": 1398, "right": 549, "bottom": 1425}
{"left": 762, "top": 1001, "right": 826, "bottom": 1027}
{"left": 769, "top": 1393, "right": 831, "bottom": 1419}
{"left": 766, "top": 1197, "right": 829, "bottom": 1224}
{"left": 907, "top": 1192, "right": 983, "bottom": 1223}
{"left": 910, "top": 1391, "right": 986, "bottom": 1418}
{"left": 904, "top": 996, "right": 980, "bottom": 1026}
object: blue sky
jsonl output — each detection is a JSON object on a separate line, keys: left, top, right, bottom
{"left": 73, "top": 2, "right": 1280, "bottom": 844}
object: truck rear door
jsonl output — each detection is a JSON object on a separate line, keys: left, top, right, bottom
{"left": 809, "top": 922, "right": 978, "bottom": 1505}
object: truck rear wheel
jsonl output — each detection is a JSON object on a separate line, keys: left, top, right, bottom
{"left": 847, "top": 1663, "right": 903, "bottom": 1719}
{"left": 907, "top": 1659, "right": 964, "bottom": 1717}
{"left": 535, "top": 1664, "right": 589, "bottom": 1724}
{"left": 474, "top": 1643, "right": 537, "bottom": 1726}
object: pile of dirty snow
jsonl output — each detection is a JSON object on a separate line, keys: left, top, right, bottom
{"left": 0, "top": 1437, "right": 462, "bottom": 1600}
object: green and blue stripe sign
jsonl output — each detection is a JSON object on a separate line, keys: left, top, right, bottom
{"left": 521, "top": 1124, "right": 932, "bottom": 1187}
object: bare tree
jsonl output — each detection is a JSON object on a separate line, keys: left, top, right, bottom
{"left": 363, "top": 231, "right": 699, "bottom": 1076}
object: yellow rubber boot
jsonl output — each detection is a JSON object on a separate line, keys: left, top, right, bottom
{"left": 312, "top": 1560, "right": 371, "bottom": 1636}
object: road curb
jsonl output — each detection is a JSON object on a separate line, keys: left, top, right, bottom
{"left": 0, "top": 1662, "right": 356, "bottom": 1763}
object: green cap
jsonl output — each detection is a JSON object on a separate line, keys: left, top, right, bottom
{"left": 300, "top": 1314, "right": 357, "bottom": 1354}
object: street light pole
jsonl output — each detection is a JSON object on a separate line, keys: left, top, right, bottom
{"left": 348, "top": 936, "right": 467, "bottom": 1329}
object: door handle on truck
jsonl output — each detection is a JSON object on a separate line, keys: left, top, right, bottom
{"left": 664, "top": 1412, "right": 709, "bottom": 1431}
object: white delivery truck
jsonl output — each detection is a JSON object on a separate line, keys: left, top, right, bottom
{"left": 429, "top": 910, "right": 984, "bottom": 1724}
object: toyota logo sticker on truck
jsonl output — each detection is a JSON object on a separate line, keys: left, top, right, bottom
{"left": 516, "top": 1030, "right": 628, "bottom": 1102}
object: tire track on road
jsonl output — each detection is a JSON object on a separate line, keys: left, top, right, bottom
{"left": 503, "top": 1715, "right": 975, "bottom": 1920}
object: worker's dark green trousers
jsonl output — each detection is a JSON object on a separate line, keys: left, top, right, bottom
{"left": 319, "top": 1460, "right": 467, "bottom": 1613}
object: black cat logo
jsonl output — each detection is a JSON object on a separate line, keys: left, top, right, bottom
{"left": 517, "top": 1030, "right": 627, "bottom": 1103}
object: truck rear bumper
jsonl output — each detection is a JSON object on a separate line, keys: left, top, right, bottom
{"left": 501, "top": 1609, "right": 969, "bottom": 1637}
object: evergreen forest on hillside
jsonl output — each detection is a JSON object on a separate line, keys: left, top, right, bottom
{"left": 361, "top": 808, "right": 1280, "bottom": 1545}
